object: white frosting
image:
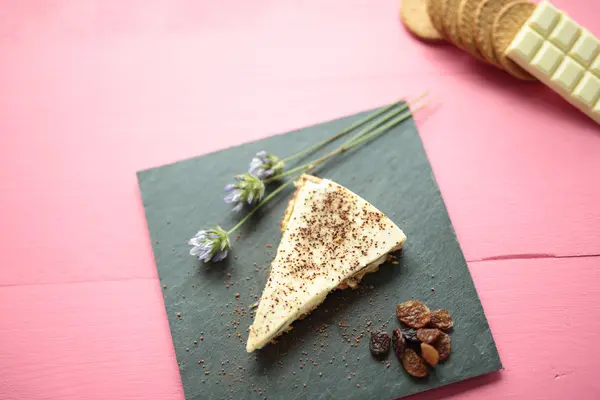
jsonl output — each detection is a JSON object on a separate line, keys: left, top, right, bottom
{"left": 246, "top": 177, "right": 406, "bottom": 352}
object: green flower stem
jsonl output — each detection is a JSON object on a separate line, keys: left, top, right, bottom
{"left": 281, "top": 100, "right": 404, "bottom": 164}
{"left": 227, "top": 178, "right": 296, "bottom": 235}
{"left": 227, "top": 96, "right": 428, "bottom": 236}
{"left": 265, "top": 107, "right": 405, "bottom": 183}
{"left": 299, "top": 108, "right": 418, "bottom": 174}
{"left": 342, "top": 92, "right": 427, "bottom": 148}
{"left": 340, "top": 102, "right": 427, "bottom": 150}
{"left": 264, "top": 96, "right": 425, "bottom": 183}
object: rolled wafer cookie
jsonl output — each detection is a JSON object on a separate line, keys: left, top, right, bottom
{"left": 401, "top": 0, "right": 444, "bottom": 41}
{"left": 492, "top": 1, "right": 537, "bottom": 80}
{"left": 474, "top": 0, "right": 513, "bottom": 65}
{"left": 457, "top": 0, "right": 486, "bottom": 60}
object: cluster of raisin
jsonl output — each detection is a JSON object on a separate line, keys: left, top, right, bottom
{"left": 369, "top": 300, "right": 453, "bottom": 378}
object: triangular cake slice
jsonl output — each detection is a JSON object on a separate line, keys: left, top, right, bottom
{"left": 246, "top": 174, "right": 406, "bottom": 352}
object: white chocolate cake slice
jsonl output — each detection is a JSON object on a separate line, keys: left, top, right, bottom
{"left": 246, "top": 175, "right": 406, "bottom": 352}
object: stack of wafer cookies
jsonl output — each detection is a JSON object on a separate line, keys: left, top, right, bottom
{"left": 400, "top": 0, "right": 538, "bottom": 80}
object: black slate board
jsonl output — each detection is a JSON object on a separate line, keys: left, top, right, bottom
{"left": 137, "top": 105, "right": 502, "bottom": 400}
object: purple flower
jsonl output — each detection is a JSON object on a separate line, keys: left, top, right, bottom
{"left": 224, "top": 173, "right": 265, "bottom": 212}
{"left": 249, "top": 151, "right": 284, "bottom": 180}
{"left": 188, "top": 226, "right": 230, "bottom": 263}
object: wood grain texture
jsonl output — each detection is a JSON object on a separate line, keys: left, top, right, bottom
{"left": 465, "top": 257, "right": 600, "bottom": 399}
{"left": 0, "top": 280, "right": 183, "bottom": 400}
{"left": 1, "top": 257, "right": 598, "bottom": 399}
{"left": 0, "top": 0, "right": 600, "bottom": 399}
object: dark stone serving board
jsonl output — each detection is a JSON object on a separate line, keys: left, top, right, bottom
{"left": 137, "top": 104, "right": 502, "bottom": 400}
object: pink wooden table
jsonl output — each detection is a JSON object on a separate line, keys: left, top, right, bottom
{"left": 1, "top": 0, "right": 599, "bottom": 399}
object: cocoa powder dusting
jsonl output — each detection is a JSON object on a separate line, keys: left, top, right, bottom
{"left": 250, "top": 181, "right": 397, "bottom": 340}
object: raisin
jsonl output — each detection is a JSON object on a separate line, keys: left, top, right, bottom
{"left": 401, "top": 348, "right": 428, "bottom": 378}
{"left": 434, "top": 331, "right": 451, "bottom": 361}
{"left": 391, "top": 328, "right": 406, "bottom": 360}
{"left": 430, "top": 309, "right": 453, "bottom": 330}
{"left": 420, "top": 343, "right": 439, "bottom": 367}
{"left": 402, "top": 327, "right": 420, "bottom": 344}
{"left": 416, "top": 328, "right": 442, "bottom": 344}
{"left": 396, "top": 300, "right": 431, "bottom": 328}
{"left": 369, "top": 330, "right": 390, "bottom": 358}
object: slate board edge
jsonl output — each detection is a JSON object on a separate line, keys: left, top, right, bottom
{"left": 136, "top": 102, "right": 403, "bottom": 179}
{"left": 136, "top": 106, "right": 503, "bottom": 399}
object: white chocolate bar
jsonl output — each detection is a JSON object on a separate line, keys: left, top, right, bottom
{"left": 506, "top": 1, "right": 600, "bottom": 124}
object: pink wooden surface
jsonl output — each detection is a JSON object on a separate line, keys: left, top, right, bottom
{"left": 0, "top": 0, "right": 599, "bottom": 399}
